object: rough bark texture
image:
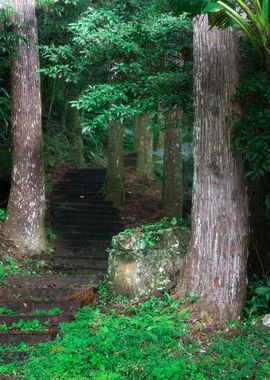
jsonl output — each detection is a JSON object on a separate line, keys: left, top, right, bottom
{"left": 106, "top": 122, "right": 124, "bottom": 207}
{"left": 175, "top": 16, "right": 249, "bottom": 321}
{"left": 4, "top": 0, "right": 46, "bottom": 255}
{"left": 65, "top": 87, "right": 84, "bottom": 166}
{"left": 162, "top": 108, "right": 183, "bottom": 218}
{"left": 135, "top": 113, "right": 154, "bottom": 179}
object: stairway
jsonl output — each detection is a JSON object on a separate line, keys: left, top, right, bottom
{"left": 51, "top": 168, "right": 124, "bottom": 275}
{"left": 0, "top": 168, "right": 124, "bottom": 375}
{"left": 0, "top": 274, "right": 97, "bottom": 369}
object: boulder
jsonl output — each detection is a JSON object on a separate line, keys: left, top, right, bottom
{"left": 108, "top": 222, "right": 190, "bottom": 297}
{"left": 252, "top": 314, "right": 270, "bottom": 334}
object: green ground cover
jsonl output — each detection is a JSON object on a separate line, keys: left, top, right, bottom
{"left": 0, "top": 290, "right": 269, "bottom": 380}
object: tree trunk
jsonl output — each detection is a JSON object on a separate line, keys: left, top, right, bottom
{"left": 65, "top": 87, "right": 84, "bottom": 166}
{"left": 135, "top": 113, "right": 153, "bottom": 179}
{"left": 174, "top": 16, "right": 249, "bottom": 321}
{"left": 106, "top": 122, "right": 124, "bottom": 207}
{"left": 162, "top": 108, "right": 183, "bottom": 218}
{"left": 4, "top": 0, "right": 46, "bottom": 255}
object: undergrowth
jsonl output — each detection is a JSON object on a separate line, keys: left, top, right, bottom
{"left": 1, "top": 291, "right": 269, "bottom": 379}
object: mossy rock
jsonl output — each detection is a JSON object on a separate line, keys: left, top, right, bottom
{"left": 108, "top": 225, "right": 190, "bottom": 297}
{"left": 252, "top": 314, "right": 270, "bottom": 334}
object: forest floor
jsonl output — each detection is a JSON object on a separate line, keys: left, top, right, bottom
{"left": 0, "top": 288, "right": 269, "bottom": 379}
{"left": 0, "top": 166, "right": 269, "bottom": 379}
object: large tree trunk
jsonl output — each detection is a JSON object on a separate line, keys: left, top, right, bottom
{"left": 162, "top": 108, "right": 183, "bottom": 218}
{"left": 106, "top": 122, "right": 124, "bottom": 207}
{"left": 4, "top": 0, "right": 46, "bottom": 255}
{"left": 135, "top": 113, "right": 154, "bottom": 179}
{"left": 175, "top": 16, "right": 249, "bottom": 321}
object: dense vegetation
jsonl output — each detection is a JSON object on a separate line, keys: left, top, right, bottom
{"left": 0, "top": 0, "right": 270, "bottom": 378}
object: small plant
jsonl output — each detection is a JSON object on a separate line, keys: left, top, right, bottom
{"left": 120, "top": 217, "right": 190, "bottom": 250}
{"left": 0, "top": 323, "right": 8, "bottom": 331}
{"left": 34, "top": 308, "right": 61, "bottom": 316}
{"left": 48, "top": 308, "right": 61, "bottom": 316}
{"left": 0, "top": 307, "right": 15, "bottom": 315}
{"left": 0, "top": 208, "right": 5, "bottom": 222}
{"left": 12, "top": 319, "right": 48, "bottom": 332}
{"left": 244, "top": 276, "right": 270, "bottom": 318}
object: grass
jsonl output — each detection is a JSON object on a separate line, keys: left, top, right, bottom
{"left": 0, "top": 292, "right": 269, "bottom": 380}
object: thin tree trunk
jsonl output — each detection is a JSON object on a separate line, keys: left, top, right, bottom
{"left": 106, "top": 122, "right": 124, "bottom": 207}
{"left": 65, "top": 87, "right": 84, "bottom": 166}
{"left": 162, "top": 108, "right": 183, "bottom": 218}
{"left": 135, "top": 113, "right": 153, "bottom": 179}
{"left": 4, "top": 0, "right": 46, "bottom": 255}
{"left": 174, "top": 16, "right": 249, "bottom": 321}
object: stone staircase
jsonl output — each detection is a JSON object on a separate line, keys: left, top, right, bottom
{"left": 51, "top": 168, "right": 123, "bottom": 275}
{"left": 0, "top": 168, "right": 124, "bottom": 376}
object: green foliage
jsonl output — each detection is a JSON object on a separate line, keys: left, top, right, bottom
{"left": 12, "top": 319, "right": 48, "bottom": 332}
{"left": 39, "top": 2, "right": 192, "bottom": 131}
{"left": 120, "top": 217, "right": 190, "bottom": 249}
{"left": 34, "top": 308, "right": 61, "bottom": 316}
{"left": 244, "top": 276, "right": 270, "bottom": 318}
{"left": 170, "top": 0, "right": 269, "bottom": 55}
{"left": 0, "top": 293, "right": 267, "bottom": 379}
{"left": 0, "top": 307, "right": 15, "bottom": 315}
{"left": 232, "top": 69, "right": 270, "bottom": 179}
{"left": 0, "top": 209, "right": 5, "bottom": 222}
{"left": 0, "top": 323, "right": 8, "bottom": 332}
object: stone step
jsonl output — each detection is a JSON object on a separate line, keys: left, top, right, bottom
{"left": 63, "top": 169, "right": 106, "bottom": 176}
{"left": 51, "top": 193, "right": 106, "bottom": 200}
{"left": 0, "top": 351, "right": 28, "bottom": 364}
{"left": 0, "top": 314, "right": 73, "bottom": 327}
{"left": 0, "top": 330, "right": 58, "bottom": 345}
{"left": 53, "top": 257, "right": 108, "bottom": 269}
{"left": 52, "top": 208, "right": 120, "bottom": 220}
{"left": 0, "top": 287, "right": 87, "bottom": 301}
{"left": 53, "top": 202, "right": 116, "bottom": 209}
{"left": 57, "top": 237, "right": 113, "bottom": 246}
{"left": 5, "top": 275, "right": 99, "bottom": 288}
{"left": 52, "top": 220, "right": 123, "bottom": 228}
{"left": 53, "top": 268, "right": 107, "bottom": 275}
{"left": 57, "top": 226, "right": 121, "bottom": 234}
{"left": 58, "top": 230, "right": 115, "bottom": 238}
{"left": 0, "top": 300, "right": 80, "bottom": 314}
{"left": 53, "top": 247, "right": 109, "bottom": 257}
{"left": 53, "top": 214, "right": 122, "bottom": 223}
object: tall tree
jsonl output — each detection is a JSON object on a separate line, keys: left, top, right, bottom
{"left": 135, "top": 113, "right": 154, "bottom": 179}
{"left": 174, "top": 16, "right": 249, "bottom": 321}
{"left": 4, "top": 0, "right": 46, "bottom": 255}
{"left": 106, "top": 122, "right": 124, "bottom": 207}
{"left": 162, "top": 107, "right": 183, "bottom": 217}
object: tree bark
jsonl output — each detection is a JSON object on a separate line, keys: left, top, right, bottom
{"left": 135, "top": 113, "right": 153, "bottom": 179}
{"left": 4, "top": 0, "right": 46, "bottom": 255}
{"left": 65, "top": 87, "right": 84, "bottom": 166}
{"left": 174, "top": 16, "right": 249, "bottom": 321}
{"left": 106, "top": 122, "right": 124, "bottom": 207}
{"left": 162, "top": 108, "right": 183, "bottom": 218}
